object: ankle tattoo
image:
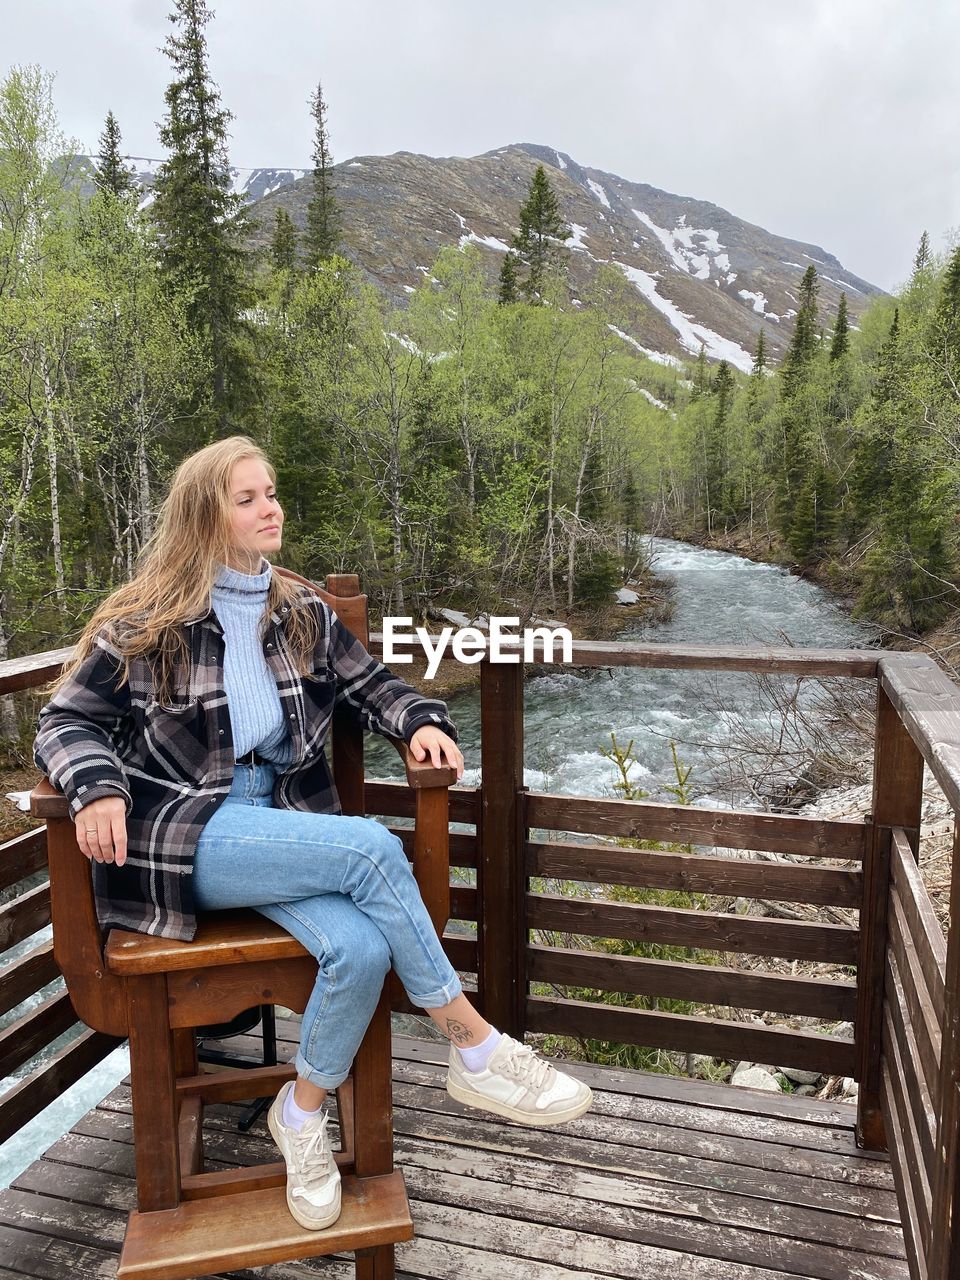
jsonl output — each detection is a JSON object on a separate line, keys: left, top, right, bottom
{"left": 445, "top": 1018, "right": 474, "bottom": 1045}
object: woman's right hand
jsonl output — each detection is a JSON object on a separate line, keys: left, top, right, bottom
{"left": 75, "top": 796, "right": 128, "bottom": 866}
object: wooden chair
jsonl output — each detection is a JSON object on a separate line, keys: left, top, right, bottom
{"left": 31, "top": 572, "right": 455, "bottom": 1280}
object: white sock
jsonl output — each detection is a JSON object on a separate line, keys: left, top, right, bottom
{"left": 283, "top": 1085, "right": 324, "bottom": 1132}
{"left": 458, "top": 1027, "right": 502, "bottom": 1072}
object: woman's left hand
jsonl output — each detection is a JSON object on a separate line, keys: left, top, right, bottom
{"left": 409, "top": 726, "right": 464, "bottom": 780}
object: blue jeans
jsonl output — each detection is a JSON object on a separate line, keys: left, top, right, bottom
{"left": 192, "top": 763, "right": 462, "bottom": 1089}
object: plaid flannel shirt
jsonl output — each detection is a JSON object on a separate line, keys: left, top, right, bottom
{"left": 34, "top": 590, "right": 456, "bottom": 941}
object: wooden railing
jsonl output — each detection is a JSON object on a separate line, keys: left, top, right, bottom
{"left": 0, "top": 651, "right": 123, "bottom": 1145}
{"left": 2, "top": 633, "right": 960, "bottom": 1278}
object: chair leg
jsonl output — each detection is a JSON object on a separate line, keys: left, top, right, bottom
{"left": 173, "top": 1026, "right": 198, "bottom": 1075}
{"left": 126, "top": 974, "right": 181, "bottom": 1212}
{"left": 352, "top": 991, "right": 397, "bottom": 1279}
{"left": 356, "top": 1244, "right": 396, "bottom": 1279}
{"left": 352, "top": 991, "right": 394, "bottom": 1176}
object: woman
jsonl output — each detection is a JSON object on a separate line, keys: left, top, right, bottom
{"left": 34, "top": 436, "right": 591, "bottom": 1232}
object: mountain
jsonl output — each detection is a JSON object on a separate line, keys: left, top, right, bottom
{"left": 82, "top": 143, "right": 883, "bottom": 373}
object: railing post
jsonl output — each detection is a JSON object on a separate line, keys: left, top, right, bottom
{"left": 478, "top": 659, "right": 526, "bottom": 1038}
{"left": 929, "top": 823, "right": 960, "bottom": 1280}
{"left": 856, "top": 679, "right": 925, "bottom": 1148}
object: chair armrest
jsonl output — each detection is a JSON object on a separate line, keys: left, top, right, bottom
{"left": 31, "top": 778, "right": 70, "bottom": 819}
{"left": 389, "top": 739, "right": 458, "bottom": 790}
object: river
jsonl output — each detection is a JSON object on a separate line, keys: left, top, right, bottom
{"left": 368, "top": 537, "right": 878, "bottom": 806}
{"left": 0, "top": 537, "right": 877, "bottom": 1187}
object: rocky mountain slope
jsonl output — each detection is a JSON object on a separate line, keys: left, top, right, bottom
{"left": 82, "top": 143, "right": 883, "bottom": 373}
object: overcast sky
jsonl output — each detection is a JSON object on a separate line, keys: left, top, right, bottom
{"left": 6, "top": 0, "right": 959, "bottom": 291}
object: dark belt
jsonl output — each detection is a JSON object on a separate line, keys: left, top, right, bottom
{"left": 235, "top": 749, "right": 270, "bottom": 766}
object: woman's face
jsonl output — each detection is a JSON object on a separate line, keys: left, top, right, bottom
{"left": 226, "top": 457, "right": 284, "bottom": 569}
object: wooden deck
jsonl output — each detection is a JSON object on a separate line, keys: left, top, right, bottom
{"left": 0, "top": 1026, "right": 907, "bottom": 1280}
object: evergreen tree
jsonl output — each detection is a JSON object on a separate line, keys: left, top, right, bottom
{"left": 782, "top": 265, "right": 820, "bottom": 396}
{"left": 704, "top": 360, "right": 735, "bottom": 529}
{"left": 751, "top": 329, "right": 767, "bottom": 378}
{"left": 829, "top": 292, "right": 850, "bottom": 362}
{"left": 914, "top": 230, "right": 931, "bottom": 274}
{"left": 933, "top": 242, "right": 960, "bottom": 364}
{"left": 150, "top": 0, "right": 256, "bottom": 428}
{"left": 304, "top": 80, "right": 340, "bottom": 267}
{"left": 873, "top": 308, "right": 901, "bottom": 406}
{"left": 690, "top": 344, "right": 708, "bottom": 400}
{"left": 93, "top": 110, "right": 135, "bottom": 198}
{"left": 271, "top": 207, "right": 297, "bottom": 272}
{"left": 512, "top": 164, "right": 569, "bottom": 302}
{"left": 498, "top": 251, "right": 520, "bottom": 305}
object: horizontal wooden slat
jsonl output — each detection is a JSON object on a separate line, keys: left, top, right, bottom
{"left": 887, "top": 888, "right": 942, "bottom": 1087}
{"left": 365, "top": 779, "right": 479, "bottom": 825}
{"left": 528, "top": 944, "right": 858, "bottom": 1021}
{"left": 880, "top": 1059, "right": 929, "bottom": 1280}
{"left": 0, "top": 990, "right": 78, "bottom": 1078}
{"left": 525, "top": 794, "right": 866, "bottom": 860}
{"left": 527, "top": 893, "right": 859, "bottom": 964}
{"left": 0, "top": 828, "right": 47, "bottom": 893}
{"left": 441, "top": 933, "right": 476, "bottom": 974}
{"left": 120, "top": 1171, "right": 412, "bottom": 1276}
{"left": 527, "top": 841, "right": 863, "bottom": 906}
{"left": 0, "top": 881, "right": 51, "bottom": 950}
{"left": 369, "top": 634, "right": 882, "bottom": 677}
{"left": 526, "top": 995, "right": 856, "bottom": 1075}
{"left": 0, "top": 646, "right": 72, "bottom": 695}
{"left": 0, "top": 1025, "right": 122, "bottom": 1144}
{"left": 0, "top": 940, "right": 60, "bottom": 1018}
{"left": 890, "top": 827, "right": 946, "bottom": 1012}
{"left": 449, "top": 886, "right": 476, "bottom": 921}
{"left": 390, "top": 825, "right": 477, "bottom": 868}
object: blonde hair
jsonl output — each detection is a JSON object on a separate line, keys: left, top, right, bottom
{"left": 55, "top": 436, "right": 319, "bottom": 701}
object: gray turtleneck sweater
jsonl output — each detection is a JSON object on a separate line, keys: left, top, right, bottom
{"left": 210, "top": 561, "right": 293, "bottom": 764}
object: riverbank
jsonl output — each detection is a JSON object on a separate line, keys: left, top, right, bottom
{"left": 671, "top": 519, "right": 960, "bottom": 670}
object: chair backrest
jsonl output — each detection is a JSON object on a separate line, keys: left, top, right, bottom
{"left": 32, "top": 570, "right": 375, "bottom": 1034}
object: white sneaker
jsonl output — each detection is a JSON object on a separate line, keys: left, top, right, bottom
{"left": 446, "top": 1034, "right": 593, "bottom": 1126}
{"left": 267, "top": 1081, "right": 342, "bottom": 1230}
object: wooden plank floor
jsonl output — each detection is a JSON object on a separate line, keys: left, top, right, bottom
{"left": 0, "top": 1026, "right": 907, "bottom": 1279}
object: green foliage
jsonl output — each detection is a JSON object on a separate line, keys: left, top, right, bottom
{"left": 303, "top": 81, "right": 340, "bottom": 267}
{"left": 829, "top": 293, "right": 850, "bottom": 362}
{"left": 511, "top": 165, "right": 569, "bottom": 303}
{"left": 498, "top": 251, "right": 519, "bottom": 305}
{"left": 3, "top": 51, "right": 960, "bottom": 679}
{"left": 271, "top": 208, "right": 297, "bottom": 273}
{"left": 150, "top": 0, "right": 257, "bottom": 430}
{"left": 94, "top": 110, "right": 135, "bottom": 197}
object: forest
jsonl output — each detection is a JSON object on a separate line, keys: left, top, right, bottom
{"left": 2, "top": 0, "right": 960, "bottom": 705}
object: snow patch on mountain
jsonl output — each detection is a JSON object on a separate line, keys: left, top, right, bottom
{"left": 823, "top": 274, "right": 862, "bottom": 295}
{"left": 639, "top": 387, "right": 669, "bottom": 410}
{"left": 454, "top": 210, "right": 510, "bottom": 254}
{"left": 608, "top": 325, "right": 687, "bottom": 370}
{"left": 632, "top": 210, "right": 730, "bottom": 285}
{"left": 587, "top": 179, "right": 611, "bottom": 209}
{"left": 568, "top": 223, "right": 590, "bottom": 250}
{"left": 460, "top": 230, "right": 510, "bottom": 253}
{"left": 615, "top": 262, "right": 754, "bottom": 372}
{"left": 738, "top": 289, "right": 768, "bottom": 314}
